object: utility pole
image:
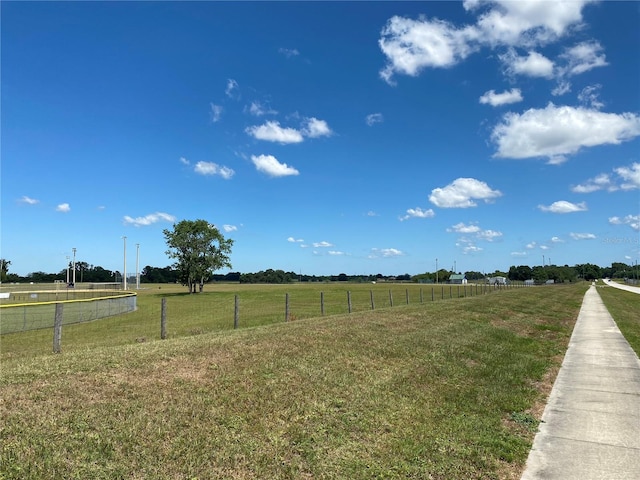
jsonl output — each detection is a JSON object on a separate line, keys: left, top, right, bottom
{"left": 72, "top": 248, "right": 76, "bottom": 286}
{"left": 136, "top": 243, "right": 140, "bottom": 289}
{"left": 122, "top": 236, "right": 127, "bottom": 291}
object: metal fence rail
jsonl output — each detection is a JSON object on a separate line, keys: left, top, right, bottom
{"left": 0, "top": 294, "right": 137, "bottom": 334}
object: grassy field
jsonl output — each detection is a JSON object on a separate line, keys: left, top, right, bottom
{"left": 1, "top": 282, "right": 589, "bottom": 479}
{"left": 1, "top": 282, "right": 513, "bottom": 358}
{"left": 597, "top": 284, "right": 640, "bottom": 355}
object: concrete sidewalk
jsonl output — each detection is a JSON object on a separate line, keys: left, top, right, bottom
{"left": 521, "top": 285, "right": 640, "bottom": 479}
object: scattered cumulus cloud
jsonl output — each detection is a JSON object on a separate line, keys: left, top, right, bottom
{"left": 479, "top": 88, "right": 523, "bottom": 106}
{"left": 225, "top": 79, "right": 239, "bottom": 99}
{"left": 194, "top": 161, "right": 235, "bottom": 179}
{"left": 279, "top": 47, "right": 300, "bottom": 58}
{"left": 246, "top": 121, "right": 304, "bottom": 144}
{"left": 491, "top": 104, "right": 640, "bottom": 164}
{"left": 609, "top": 215, "right": 640, "bottom": 231}
{"left": 559, "top": 41, "right": 608, "bottom": 77}
{"left": 251, "top": 154, "right": 299, "bottom": 177}
{"left": 369, "top": 248, "right": 404, "bottom": 258}
{"left": 511, "top": 251, "right": 528, "bottom": 257}
{"left": 328, "top": 251, "right": 346, "bottom": 256}
{"left": 287, "top": 237, "right": 304, "bottom": 243}
{"left": 248, "top": 101, "right": 277, "bottom": 117}
{"left": 399, "top": 207, "right": 435, "bottom": 221}
{"left": 366, "top": 211, "right": 379, "bottom": 217}
{"left": 429, "top": 177, "right": 502, "bottom": 208}
{"left": 551, "top": 236, "right": 564, "bottom": 243}
{"left": 19, "top": 196, "right": 39, "bottom": 205}
{"left": 570, "top": 232, "right": 596, "bottom": 240}
{"left": 56, "top": 203, "right": 70, "bottom": 213}
{"left": 179, "top": 157, "right": 190, "bottom": 166}
{"left": 378, "top": 0, "right": 593, "bottom": 84}
{"left": 210, "top": 103, "right": 223, "bottom": 122}
{"left": 303, "top": 117, "right": 333, "bottom": 138}
{"left": 500, "top": 49, "right": 554, "bottom": 78}
{"left": 123, "top": 212, "right": 176, "bottom": 227}
{"left": 222, "top": 225, "right": 238, "bottom": 233}
{"left": 571, "top": 173, "right": 613, "bottom": 193}
{"left": 538, "top": 200, "right": 587, "bottom": 213}
{"left": 447, "top": 222, "right": 481, "bottom": 234}
{"left": 577, "top": 84, "right": 604, "bottom": 109}
{"left": 313, "top": 241, "right": 334, "bottom": 248}
{"left": 616, "top": 163, "right": 640, "bottom": 190}
{"left": 365, "top": 113, "right": 384, "bottom": 126}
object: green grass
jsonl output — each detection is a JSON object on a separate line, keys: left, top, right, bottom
{"left": 1, "top": 282, "right": 509, "bottom": 359}
{"left": 1, "top": 283, "right": 587, "bottom": 479}
{"left": 597, "top": 285, "right": 640, "bottom": 356}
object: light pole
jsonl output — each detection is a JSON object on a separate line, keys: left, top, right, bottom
{"left": 72, "top": 248, "right": 76, "bottom": 286}
{"left": 122, "top": 236, "right": 127, "bottom": 291}
{"left": 66, "top": 256, "right": 70, "bottom": 284}
{"left": 136, "top": 243, "right": 140, "bottom": 289}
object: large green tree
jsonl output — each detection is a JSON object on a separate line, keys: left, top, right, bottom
{"left": 1, "top": 259, "right": 10, "bottom": 283}
{"left": 163, "top": 220, "right": 233, "bottom": 293}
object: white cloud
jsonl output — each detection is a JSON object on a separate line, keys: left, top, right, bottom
{"left": 370, "top": 248, "right": 404, "bottom": 258}
{"left": 379, "top": 1, "right": 593, "bottom": 82}
{"left": 429, "top": 177, "right": 502, "bottom": 208}
{"left": 248, "top": 101, "right": 277, "bottom": 117}
{"left": 559, "top": 41, "right": 608, "bottom": 76}
{"left": 179, "top": 157, "right": 190, "bottom": 165}
{"left": 526, "top": 242, "right": 537, "bottom": 249}
{"left": 609, "top": 215, "right": 640, "bottom": 231}
{"left": 56, "top": 203, "right": 70, "bottom": 213}
{"left": 500, "top": 49, "right": 554, "bottom": 78}
{"left": 123, "top": 212, "right": 176, "bottom": 227}
{"left": 222, "top": 225, "right": 238, "bottom": 233}
{"left": 287, "top": 237, "right": 304, "bottom": 243}
{"left": 462, "top": 244, "right": 483, "bottom": 254}
{"left": 399, "top": 207, "right": 435, "bottom": 221}
{"left": 246, "top": 121, "right": 304, "bottom": 144}
{"left": 19, "top": 196, "right": 39, "bottom": 205}
{"left": 448, "top": 222, "right": 481, "bottom": 234}
{"left": 616, "top": 163, "right": 640, "bottom": 190}
{"left": 251, "top": 154, "right": 299, "bottom": 177}
{"left": 328, "top": 251, "right": 346, "bottom": 256}
{"left": 279, "top": 47, "right": 300, "bottom": 58}
{"left": 511, "top": 251, "right": 528, "bottom": 257}
{"left": 479, "top": 88, "right": 523, "bottom": 106}
{"left": 225, "top": 79, "right": 239, "bottom": 99}
{"left": 366, "top": 211, "right": 379, "bottom": 217}
{"left": 491, "top": 104, "right": 640, "bottom": 163}
{"left": 313, "top": 241, "right": 334, "bottom": 248}
{"left": 194, "top": 161, "right": 235, "bottom": 179}
{"left": 552, "top": 81, "right": 572, "bottom": 97}
{"left": 577, "top": 84, "right": 604, "bottom": 110}
{"left": 570, "top": 232, "right": 596, "bottom": 240}
{"left": 210, "top": 103, "right": 223, "bottom": 122}
{"left": 572, "top": 163, "right": 640, "bottom": 193}
{"left": 571, "top": 173, "right": 612, "bottom": 193}
{"left": 551, "top": 236, "right": 564, "bottom": 243}
{"left": 538, "top": 200, "right": 587, "bottom": 213}
{"left": 303, "top": 117, "right": 332, "bottom": 138}
{"left": 379, "top": 15, "right": 477, "bottom": 83}
{"left": 477, "top": 229, "right": 503, "bottom": 242}
{"left": 365, "top": 113, "right": 384, "bottom": 126}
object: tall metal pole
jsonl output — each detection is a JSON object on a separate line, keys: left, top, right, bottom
{"left": 123, "top": 236, "right": 127, "bottom": 291}
{"left": 72, "top": 248, "right": 76, "bottom": 286}
{"left": 136, "top": 243, "right": 140, "bottom": 289}
{"left": 66, "top": 256, "right": 70, "bottom": 284}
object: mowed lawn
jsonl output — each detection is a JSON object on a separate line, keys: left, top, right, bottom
{"left": 1, "top": 283, "right": 594, "bottom": 479}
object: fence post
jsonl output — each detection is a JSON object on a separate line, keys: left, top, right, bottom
{"left": 161, "top": 298, "right": 167, "bottom": 339}
{"left": 321, "top": 291, "right": 325, "bottom": 316}
{"left": 450, "top": 286, "right": 452, "bottom": 299}
{"left": 234, "top": 295, "right": 239, "bottom": 329}
{"left": 389, "top": 289, "right": 393, "bottom": 307}
{"left": 370, "top": 290, "right": 375, "bottom": 310}
{"left": 53, "top": 303, "right": 63, "bottom": 354}
{"left": 406, "top": 289, "right": 409, "bottom": 305}
{"left": 420, "top": 288, "right": 423, "bottom": 304}
{"left": 347, "top": 291, "right": 352, "bottom": 313}
{"left": 285, "top": 293, "right": 290, "bottom": 322}
{"left": 441, "top": 285, "right": 444, "bottom": 300}
{"left": 432, "top": 287, "right": 434, "bottom": 302}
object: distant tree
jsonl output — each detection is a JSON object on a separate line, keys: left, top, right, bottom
{"left": 0, "top": 259, "right": 10, "bottom": 283}
{"left": 163, "top": 220, "right": 233, "bottom": 293}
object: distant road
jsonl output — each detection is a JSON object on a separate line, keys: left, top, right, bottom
{"left": 603, "top": 279, "right": 640, "bottom": 295}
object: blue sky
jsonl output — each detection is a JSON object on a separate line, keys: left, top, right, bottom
{"left": 2, "top": 1, "right": 639, "bottom": 277}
